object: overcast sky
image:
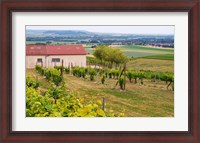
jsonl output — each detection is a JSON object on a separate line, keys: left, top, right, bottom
{"left": 26, "top": 26, "right": 174, "bottom": 35}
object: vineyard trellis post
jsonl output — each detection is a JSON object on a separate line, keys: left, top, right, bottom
{"left": 61, "top": 59, "right": 64, "bottom": 78}
{"left": 102, "top": 97, "right": 105, "bottom": 111}
{"left": 114, "top": 63, "right": 126, "bottom": 90}
{"left": 124, "top": 63, "right": 126, "bottom": 90}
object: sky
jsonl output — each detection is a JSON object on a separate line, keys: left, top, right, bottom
{"left": 26, "top": 26, "right": 174, "bottom": 35}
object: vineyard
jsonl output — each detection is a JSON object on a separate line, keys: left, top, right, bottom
{"left": 26, "top": 63, "right": 174, "bottom": 117}
{"left": 27, "top": 65, "right": 124, "bottom": 117}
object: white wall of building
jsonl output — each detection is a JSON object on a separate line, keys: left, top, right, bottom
{"left": 26, "top": 55, "right": 46, "bottom": 68}
{"left": 26, "top": 55, "right": 86, "bottom": 68}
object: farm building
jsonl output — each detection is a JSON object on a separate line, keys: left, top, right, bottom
{"left": 26, "top": 44, "right": 87, "bottom": 68}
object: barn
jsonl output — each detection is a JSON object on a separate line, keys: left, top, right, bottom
{"left": 26, "top": 44, "right": 87, "bottom": 68}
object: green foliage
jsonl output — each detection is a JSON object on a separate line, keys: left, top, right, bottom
{"left": 132, "top": 71, "right": 138, "bottom": 83}
{"left": 72, "top": 67, "right": 86, "bottom": 78}
{"left": 86, "top": 56, "right": 99, "bottom": 65}
{"left": 35, "top": 66, "right": 62, "bottom": 85}
{"left": 44, "top": 69, "right": 51, "bottom": 80}
{"left": 51, "top": 68, "right": 62, "bottom": 86}
{"left": 138, "top": 71, "right": 145, "bottom": 85}
{"left": 54, "top": 66, "right": 62, "bottom": 71}
{"left": 101, "top": 74, "right": 106, "bottom": 84}
{"left": 93, "top": 45, "right": 128, "bottom": 67}
{"left": 105, "top": 48, "right": 128, "bottom": 68}
{"left": 126, "top": 71, "right": 133, "bottom": 83}
{"left": 26, "top": 82, "right": 123, "bottom": 117}
{"left": 118, "top": 77, "right": 125, "bottom": 90}
{"left": 160, "top": 72, "right": 174, "bottom": 84}
{"left": 110, "top": 69, "right": 120, "bottom": 79}
{"left": 35, "top": 65, "right": 45, "bottom": 75}
{"left": 26, "top": 76, "right": 39, "bottom": 89}
{"left": 88, "top": 68, "right": 96, "bottom": 81}
{"left": 142, "top": 54, "right": 174, "bottom": 60}
{"left": 64, "top": 67, "right": 70, "bottom": 74}
{"left": 93, "top": 45, "right": 108, "bottom": 63}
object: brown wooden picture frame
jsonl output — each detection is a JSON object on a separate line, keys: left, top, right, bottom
{"left": 0, "top": 0, "right": 199, "bottom": 142}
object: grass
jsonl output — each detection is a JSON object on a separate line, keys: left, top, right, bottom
{"left": 141, "top": 54, "right": 174, "bottom": 60}
{"left": 113, "top": 45, "right": 174, "bottom": 58}
{"left": 85, "top": 48, "right": 94, "bottom": 54}
{"left": 125, "top": 51, "right": 161, "bottom": 57}
{"left": 127, "top": 58, "right": 174, "bottom": 73}
{"left": 63, "top": 74, "right": 174, "bottom": 117}
{"left": 26, "top": 68, "right": 174, "bottom": 117}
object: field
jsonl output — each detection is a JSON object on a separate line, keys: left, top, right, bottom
{"left": 127, "top": 58, "right": 174, "bottom": 73}
{"left": 85, "top": 45, "right": 174, "bottom": 58}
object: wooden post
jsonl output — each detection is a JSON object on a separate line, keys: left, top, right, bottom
{"left": 102, "top": 97, "right": 105, "bottom": 111}
{"left": 61, "top": 60, "right": 64, "bottom": 78}
{"left": 123, "top": 63, "right": 126, "bottom": 90}
{"left": 114, "top": 66, "right": 126, "bottom": 88}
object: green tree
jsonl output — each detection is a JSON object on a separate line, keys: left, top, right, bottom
{"left": 93, "top": 46, "right": 128, "bottom": 68}
{"left": 93, "top": 45, "right": 108, "bottom": 64}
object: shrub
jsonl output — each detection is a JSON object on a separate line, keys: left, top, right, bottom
{"left": 64, "top": 67, "right": 70, "bottom": 74}
{"left": 126, "top": 71, "right": 133, "bottom": 83}
{"left": 72, "top": 67, "right": 79, "bottom": 77}
{"left": 35, "top": 65, "right": 45, "bottom": 75}
{"left": 54, "top": 66, "right": 62, "bottom": 71}
{"left": 101, "top": 74, "right": 105, "bottom": 84}
{"left": 26, "top": 76, "right": 39, "bottom": 89}
{"left": 138, "top": 71, "right": 145, "bottom": 85}
{"left": 44, "top": 69, "right": 51, "bottom": 80}
{"left": 72, "top": 67, "right": 86, "bottom": 78}
{"left": 80, "top": 68, "right": 86, "bottom": 78}
{"left": 132, "top": 71, "right": 138, "bottom": 84}
{"left": 108, "top": 71, "right": 112, "bottom": 79}
{"left": 88, "top": 68, "right": 96, "bottom": 81}
{"left": 51, "top": 68, "right": 62, "bottom": 86}
{"left": 111, "top": 70, "right": 119, "bottom": 79}
{"left": 118, "top": 77, "right": 124, "bottom": 90}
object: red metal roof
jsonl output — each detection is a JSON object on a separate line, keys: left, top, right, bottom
{"left": 26, "top": 45, "right": 47, "bottom": 55}
{"left": 26, "top": 44, "right": 87, "bottom": 55}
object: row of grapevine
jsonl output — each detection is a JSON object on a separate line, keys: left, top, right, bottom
{"left": 126, "top": 70, "right": 174, "bottom": 83}
{"left": 36, "top": 65, "right": 174, "bottom": 90}
{"left": 26, "top": 76, "right": 39, "bottom": 89}
{"left": 54, "top": 66, "right": 70, "bottom": 74}
{"left": 70, "top": 66, "right": 174, "bottom": 85}
{"left": 71, "top": 67, "right": 97, "bottom": 81}
{"left": 126, "top": 70, "right": 174, "bottom": 90}
{"left": 35, "top": 65, "right": 62, "bottom": 85}
{"left": 26, "top": 78, "right": 124, "bottom": 117}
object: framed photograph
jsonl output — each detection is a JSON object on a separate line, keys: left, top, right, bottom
{"left": 1, "top": 0, "right": 199, "bottom": 142}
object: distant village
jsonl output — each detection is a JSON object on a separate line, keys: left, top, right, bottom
{"left": 26, "top": 30, "right": 174, "bottom": 48}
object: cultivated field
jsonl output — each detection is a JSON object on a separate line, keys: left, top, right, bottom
{"left": 85, "top": 45, "right": 174, "bottom": 58}
{"left": 127, "top": 58, "right": 174, "bottom": 73}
